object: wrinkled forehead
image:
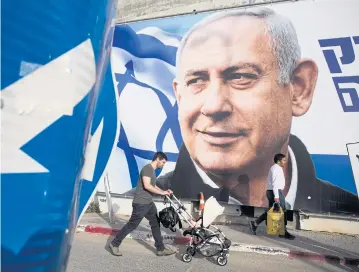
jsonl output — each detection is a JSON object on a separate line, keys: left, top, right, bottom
{"left": 178, "top": 16, "right": 273, "bottom": 76}
{"left": 184, "top": 16, "right": 269, "bottom": 51}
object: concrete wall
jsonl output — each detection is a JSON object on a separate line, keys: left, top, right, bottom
{"left": 97, "top": 193, "right": 194, "bottom": 217}
{"left": 116, "top": 0, "right": 292, "bottom": 23}
{"left": 96, "top": 194, "right": 359, "bottom": 235}
{"left": 299, "top": 214, "right": 359, "bottom": 236}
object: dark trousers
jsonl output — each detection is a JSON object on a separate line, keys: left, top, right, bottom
{"left": 255, "top": 190, "right": 288, "bottom": 227}
{"left": 111, "top": 202, "right": 165, "bottom": 251}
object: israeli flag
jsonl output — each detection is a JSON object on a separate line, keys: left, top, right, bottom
{"left": 107, "top": 25, "right": 183, "bottom": 194}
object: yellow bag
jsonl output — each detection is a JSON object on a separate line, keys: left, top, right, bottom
{"left": 266, "top": 204, "right": 285, "bottom": 236}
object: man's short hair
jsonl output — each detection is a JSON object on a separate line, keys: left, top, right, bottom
{"left": 152, "top": 151, "right": 168, "bottom": 161}
{"left": 274, "top": 153, "right": 286, "bottom": 163}
{"left": 176, "top": 7, "right": 301, "bottom": 85}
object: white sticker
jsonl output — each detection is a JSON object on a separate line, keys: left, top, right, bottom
{"left": 19, "top": 61, "right": 43, "bottom": 77}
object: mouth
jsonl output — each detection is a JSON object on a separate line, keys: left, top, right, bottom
{"left": 197, "top": 129, "right": 246, "bottom": 145}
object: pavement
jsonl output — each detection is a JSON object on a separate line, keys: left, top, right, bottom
{"left": 67, "top": 232, "right": 357, "bottom": 272}
{"left": 77, "top": 213, "right": 359, "bottom": 268}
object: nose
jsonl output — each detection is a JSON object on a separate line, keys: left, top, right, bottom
{"left": 200, "top": 79, "right": 233, "bottom": 120}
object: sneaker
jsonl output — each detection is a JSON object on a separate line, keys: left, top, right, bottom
{"left": 279, "top": 231, "right": 295, "bottom": 240}
{"left": 249, "top": 221, "right": 257, "bottom": 235}
{"left": 109, "top": 243, "right": 122, "bottom": 256}
{"left": 157, "top": 248, "right": 175, "bottom": 256}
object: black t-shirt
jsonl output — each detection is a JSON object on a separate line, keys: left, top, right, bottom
{"left": 133, "top": 164, "right": 156, "bottom": 204}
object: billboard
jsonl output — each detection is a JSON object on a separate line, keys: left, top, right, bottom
{"left": 107, "top": 0, "right": 359, "bottom": 214}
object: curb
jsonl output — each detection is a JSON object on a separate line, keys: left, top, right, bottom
{"left": 77, "top": 225, "right": 359, "bottom": 266}
{"left": 78, "top": 225, "right": 190, "bottom": 245}
{"left": 231, "top": 244, "right": 359, "bottom": 266}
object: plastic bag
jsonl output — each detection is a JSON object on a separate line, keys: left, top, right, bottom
{"left": 266, "top": 203, "right": 285, "bottom": 236}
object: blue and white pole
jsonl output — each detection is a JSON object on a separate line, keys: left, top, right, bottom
{"left": 1, "top": 0, "right": 117, "bottom": 271}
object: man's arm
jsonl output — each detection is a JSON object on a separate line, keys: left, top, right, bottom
{"left": 271, "top": 169, "right": 281, "bottom": 203}
{"left": 155, "top": 185, "right": 173, "bottom": 195}
{"left": 143, "top": 176, "right": 170, "bottom": 196}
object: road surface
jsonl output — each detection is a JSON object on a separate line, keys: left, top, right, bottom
{"left": 67, "top": 232, "right": 357, "bottom": 272}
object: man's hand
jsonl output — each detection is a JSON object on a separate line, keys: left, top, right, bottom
{"left": 162, "top": 190, "right": 171, "bottom": 196}
{"left": 162, "top": 189, "right": 173, "bottom": 196}
{"left": 274, "top": 198, "right": 280, "bottom": 203}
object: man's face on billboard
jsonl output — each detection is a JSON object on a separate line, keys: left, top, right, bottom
{"left": 174, "top": 16, "right": 295, "bottom": 175}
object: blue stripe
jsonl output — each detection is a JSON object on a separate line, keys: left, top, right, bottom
{"left": 311, "top": 154, "right": 357, "bottom": 195}
{"left": 117, "top": 124, "right": 140, "bottom": 188}
{"left": 112, "top": 25, "right": 178, "bottom": 66}
{"left": 115, "top": 63, "right": 180, "bottom": 185}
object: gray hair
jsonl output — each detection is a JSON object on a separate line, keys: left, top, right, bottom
{"left": 176, "top": 7, "right": 301, "bottom": 85}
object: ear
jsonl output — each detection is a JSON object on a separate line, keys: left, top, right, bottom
{"left": 291, "top": 59, "right": 318, "bottom": 117}
{"left": 173, "top": 79, "right": 181, "bottom": 104}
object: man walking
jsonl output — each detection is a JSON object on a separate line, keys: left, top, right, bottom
{"left": 109, "top": 152, "right": 175, "bottom": 256}
{"left": 249, "top": 154, "right": 295, "bottom": 240}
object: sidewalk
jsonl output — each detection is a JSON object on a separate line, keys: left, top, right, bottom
{"left": 77, "top": 213, "right": 359, "bottom": 266}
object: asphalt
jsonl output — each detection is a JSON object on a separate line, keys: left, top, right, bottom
{"left": 78, "top": 213, "right": 359, "bottom": 266}
{"left": 67, "top": 232, "right": 356, "bottom": 272}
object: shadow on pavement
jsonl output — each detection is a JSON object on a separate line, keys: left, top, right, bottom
{"left": 83, "top": 213, "right": 359, "bottom": 270}
{"left": 225, "top": 219, "right": 359, "bottom": 271}
{"left": 134, "top": 239, "right": 158, "bottom": 255}
{"left": 232, "top": 221, "right": 359, "bottom": 258}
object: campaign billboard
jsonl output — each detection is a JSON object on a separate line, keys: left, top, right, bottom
{"left": 107, "top": 0, "right": 359, "bottom": 215}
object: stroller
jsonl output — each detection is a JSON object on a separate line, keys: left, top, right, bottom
{"left": 159, "top": 194, "right": 232, "bottom": 266}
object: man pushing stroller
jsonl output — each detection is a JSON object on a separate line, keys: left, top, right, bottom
{"left": 109, "top": 152, "right": 175, "bottom": 256}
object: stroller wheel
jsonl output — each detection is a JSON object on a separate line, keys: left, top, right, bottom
{"left": 217, "top": 255, "right": 228, "bottom": 266}
{"left": 182, "top": 253, "right": 192, "bottom": 263}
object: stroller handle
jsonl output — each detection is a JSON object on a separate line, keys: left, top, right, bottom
{"left": 164, "top": 194, "right": 184, "bottom": 208}
{"left": 165, "top": 193, "right": 179, "bottom": 201}
{"left": 163, "top": 194, "right": 195, "bottom": 225}
{"left": 164, "top": 194, "right": 173, "bottom": 202}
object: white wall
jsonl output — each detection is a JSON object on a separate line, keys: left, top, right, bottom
{"left": 116, "top": 0, "right": 289, "bottom": 23}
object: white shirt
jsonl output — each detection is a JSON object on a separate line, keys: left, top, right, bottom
{"left": 267, "top": 164, "right": 285, "bottom": 199}
{"left": 286, "top": 146, "right": 298, "bottom": 209}
{"left": 191, "top": 146, "right": 298, "bottom": 209}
